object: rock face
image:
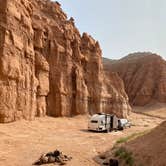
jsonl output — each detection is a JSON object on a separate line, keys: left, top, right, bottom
{"left": 0, "top": 0, "right": 130, "bottom": 123}
{"left": 103, "top": 53, "right": 166, "bottom": 106}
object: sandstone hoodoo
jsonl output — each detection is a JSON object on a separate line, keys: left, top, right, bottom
{"left": 0, "top": 0, "right": 131, "bottom": 123}
{"left": 103, "top": 53, "right": 166, "bottom": 106}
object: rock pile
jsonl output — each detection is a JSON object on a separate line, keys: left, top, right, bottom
{"left": 99, "top": 154, "right": 119, "bottom": 166}
{"left": 33, "top": 150, "right": 72, "bottom": 165}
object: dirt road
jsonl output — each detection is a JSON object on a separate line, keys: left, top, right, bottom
{"left": 0, "top": 105, "right": 165, "bottom": 166}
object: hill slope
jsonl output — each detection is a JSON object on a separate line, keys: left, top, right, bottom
{"left": 103, "top": 53, "right": 166, "bottom": 106}
{"left": 126, "top": 121, "right": 166, "bottom": 166}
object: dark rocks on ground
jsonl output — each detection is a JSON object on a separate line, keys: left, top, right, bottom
{"left": 109, "top": 159, "right": 119, "bottom": 166}
{"left": 99, "top": 154, "right": 106, "bottom": 160}
{"left": 102, "top": 158, "right": 119, "bottom": 166}
{"left": 33, "top": 150, "right": 72, "bottom": 165}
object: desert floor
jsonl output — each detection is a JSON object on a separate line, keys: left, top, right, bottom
{"left": 0, "top": 104, "right": 165, "bottom": 166}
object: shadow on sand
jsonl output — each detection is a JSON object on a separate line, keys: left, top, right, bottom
{"left": 134, "top": 111, "right": 166, "bottom": 120}
{"left": 80, "top": 129, "right": 107, "bottom": 134}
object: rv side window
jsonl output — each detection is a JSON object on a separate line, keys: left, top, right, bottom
{"left": 91, "top": 120, "right": 98, "bottom": 123}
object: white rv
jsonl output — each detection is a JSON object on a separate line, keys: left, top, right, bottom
{"left": 88, "top": 113, "right": 119, "bottom": 132}
{"left": 88, "top": 113, "right": 131, "bottom": 132}
{"left": 118, "top": 119, "right": 131, "bottom": 129}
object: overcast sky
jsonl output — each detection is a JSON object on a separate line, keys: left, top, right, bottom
{"left": 56, "top": 0, "right": 166, "bottom": 59}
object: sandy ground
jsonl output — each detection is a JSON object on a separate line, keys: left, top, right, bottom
{"left": 0, "top": 105, "right": 165, "bottom": 166}
{"left": 133, "top": 102, "right": 166, "bottom": 119}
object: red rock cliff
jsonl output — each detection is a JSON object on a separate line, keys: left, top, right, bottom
{"left": 103, "top": 53, "right": 166, "bottom": 106}
{"left": 0, "top": 0, "right": 131, "bottom": 122}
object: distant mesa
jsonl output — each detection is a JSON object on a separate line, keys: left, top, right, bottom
{"left": 103, "top": 52, "right": 166, "bottom": 106}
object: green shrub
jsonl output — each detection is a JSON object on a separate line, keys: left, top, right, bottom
{"left": 114, "top": 147, "right": 134, "bottom": 166}
{"left": 116, "top": 130, "right": 150, "bottom": 144}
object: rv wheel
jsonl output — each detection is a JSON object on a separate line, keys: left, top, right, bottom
{"left": 120, "top": 127, "right": 124, "bottom": 130}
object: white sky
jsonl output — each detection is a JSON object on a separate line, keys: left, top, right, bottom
{"left": 56, "top": 0, "right": 166, "bottom": 59}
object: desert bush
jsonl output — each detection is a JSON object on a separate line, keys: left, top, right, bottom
{"left": 114, "top": 147, "right": 134, "bottom": 166}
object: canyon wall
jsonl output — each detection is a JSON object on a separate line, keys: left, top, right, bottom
{"left": 0, "top": 0, "right": 130, "bottom": 123}
{"left": 103, "top": 53, "right": 166, "bottom": 106}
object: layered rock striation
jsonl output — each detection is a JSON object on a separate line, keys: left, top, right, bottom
{"left": 103, "top": 53, "right": 166, "bottom": 106}
{"left": 0, "top": 0, "right": 130, "bottom": 122}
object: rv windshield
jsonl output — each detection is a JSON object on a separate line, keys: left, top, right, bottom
{"left": 91, "top": 120, "right": 98, "bottom": 123}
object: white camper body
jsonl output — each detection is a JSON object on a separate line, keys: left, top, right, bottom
{"left": 88, "top": 113, "right": 119, "bottom": 132}
{"left": 118, "top": 119, "right": 131, "bottom": 129}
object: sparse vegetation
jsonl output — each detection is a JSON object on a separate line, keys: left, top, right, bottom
{"left": 114, "top": 147, "right": 134, "bottom": 166}
{"left": 116, "top": 130, "right": 150, "bottom": 144}
{"left": 112, "top": 130, "right": 151, "bottom": 165}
